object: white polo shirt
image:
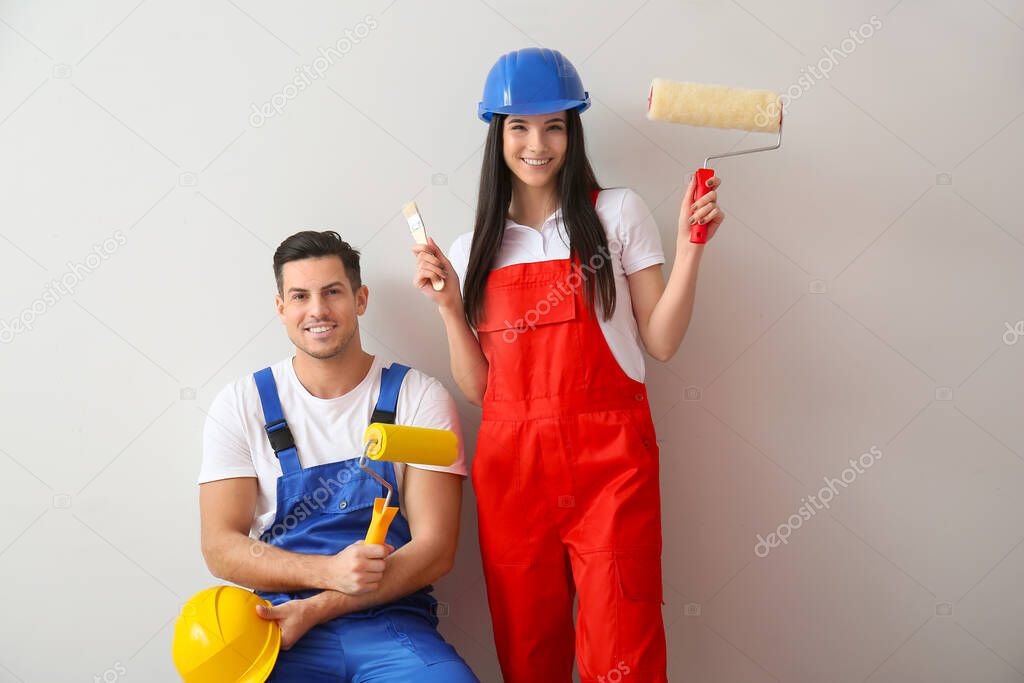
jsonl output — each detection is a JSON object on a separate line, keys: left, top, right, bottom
{"left": 199, "top": 355, "right": 468, "bottom": 538}
{"left": 448, "top": 187, "right": 665, "bottom": 383}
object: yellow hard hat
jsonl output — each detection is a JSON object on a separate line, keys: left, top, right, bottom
{"left": 172, "top": 586, "right": 281, "bottom": 682}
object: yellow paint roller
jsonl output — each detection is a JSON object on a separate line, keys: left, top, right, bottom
{"left": 647, "top": 78, "right": 784, "bottom": 243}
{"left": 358, "top": 423, "right": 458, "bottom": 545}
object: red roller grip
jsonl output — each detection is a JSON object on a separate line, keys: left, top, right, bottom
{"left": 690, "top": 168, "right": 716, "bottom": 243}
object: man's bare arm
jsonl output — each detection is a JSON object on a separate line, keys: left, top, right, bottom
{"left": 200, "top": 477, "right": 389, "bottom": 594}
{"left": 301, "top": 467, "right": 464, "bottom": 622}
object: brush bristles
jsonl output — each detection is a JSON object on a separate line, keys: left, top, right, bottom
{"left": 402, "top": 201, "right": 420, "bottom": 220}
{"left": 647, "top": 78, "right": 781, "bottom": 133}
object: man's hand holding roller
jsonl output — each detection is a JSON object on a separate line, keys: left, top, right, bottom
{"left": 320, "top": 540, "right": 395, "bottom": 595}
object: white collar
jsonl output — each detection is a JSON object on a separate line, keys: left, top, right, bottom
{"left": 505, "top": 207, "right": 563, "bottom": 230}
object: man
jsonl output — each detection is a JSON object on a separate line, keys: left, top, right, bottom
{"left": 198, "top": 230, "right": 478, "bottom": 681}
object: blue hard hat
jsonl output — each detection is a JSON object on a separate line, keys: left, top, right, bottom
{"left": 477, "top": 48, "right": 590, "bottom": 123}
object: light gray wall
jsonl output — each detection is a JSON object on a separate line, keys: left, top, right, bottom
{"left": 1, "top": 0, "right": 1022, "bottom": 681}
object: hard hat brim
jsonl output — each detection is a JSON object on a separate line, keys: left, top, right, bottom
{"left": 241, "top": 617, "right": 280, "bottom": 683}
{"left": 478, "top": 97, "right": 591, "bottom": 122}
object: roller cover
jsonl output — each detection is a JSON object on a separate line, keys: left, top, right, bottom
{"left": 362, "top": 423, "right": 458, "bottom": 467}
{"left": 647, "top": 78, "right": 781, "bottom": 133}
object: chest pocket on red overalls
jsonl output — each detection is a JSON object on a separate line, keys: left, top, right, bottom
{"left": 475, "top": 267, "right": 584, "bottom": 401}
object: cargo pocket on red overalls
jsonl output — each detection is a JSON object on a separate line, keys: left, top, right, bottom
{"left": 616, "top": 551, "right": 664, "bottom": 602}
{"left": 614, "top": 551, "right": 667, "bottom": 672}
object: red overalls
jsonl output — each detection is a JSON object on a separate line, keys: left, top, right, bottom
{"left": 471, "top": 192, "right": 667, "bottom": 682}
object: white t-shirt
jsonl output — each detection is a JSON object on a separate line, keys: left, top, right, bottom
{"left": 448, "top": 187, "right": 665, "bottom": 383}
{"left": 199, "top": 355, "right": 468, "bottom": 538}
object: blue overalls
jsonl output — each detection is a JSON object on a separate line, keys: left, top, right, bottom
{"left": 252, "top": 362, "right": 478, "bottom": 682}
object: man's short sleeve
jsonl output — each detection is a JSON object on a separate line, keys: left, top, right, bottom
{"left": 404, "top": 376, "right": 469, "bottom": 477}
{"left": 199, "top": 383, "right": 256, "bottom": 483}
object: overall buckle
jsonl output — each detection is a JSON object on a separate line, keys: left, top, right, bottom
{"left": 264, "top": 419, "right": 295, "bottom": 453}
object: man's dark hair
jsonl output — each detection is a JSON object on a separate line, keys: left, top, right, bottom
{"left": 273, "top": 230, "right": 362, "bottom": 294}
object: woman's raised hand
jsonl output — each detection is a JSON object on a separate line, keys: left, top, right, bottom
{"left": 411, "top": 236, "right": 463, "bottom": 311}
{"left": 679, "top": 174, "right": 725, "bottom": 242}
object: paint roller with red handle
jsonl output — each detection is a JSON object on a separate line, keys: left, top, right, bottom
{"left": 647, "top": 78, "right": 784, "bottom": 243}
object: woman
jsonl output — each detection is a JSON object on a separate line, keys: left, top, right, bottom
{"left": 411, "top": 48, "right": 724, "bottom": 683}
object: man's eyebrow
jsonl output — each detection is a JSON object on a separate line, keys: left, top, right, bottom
{"left": 286, "top": 281, "right": 345, "bottom": 294}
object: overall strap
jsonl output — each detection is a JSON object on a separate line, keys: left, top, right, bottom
{"left": 371, "top": 363, "right": 411, "bottom": 425}
{"left": 253, "top": 367, "right": 302, "bottom": 475}
{"left": 369, "top": 363, "right": 411, "bottom": 504}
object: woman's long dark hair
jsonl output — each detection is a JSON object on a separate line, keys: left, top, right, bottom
{"left": 462, "top": 109, "right": 617, "bottom": 328}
